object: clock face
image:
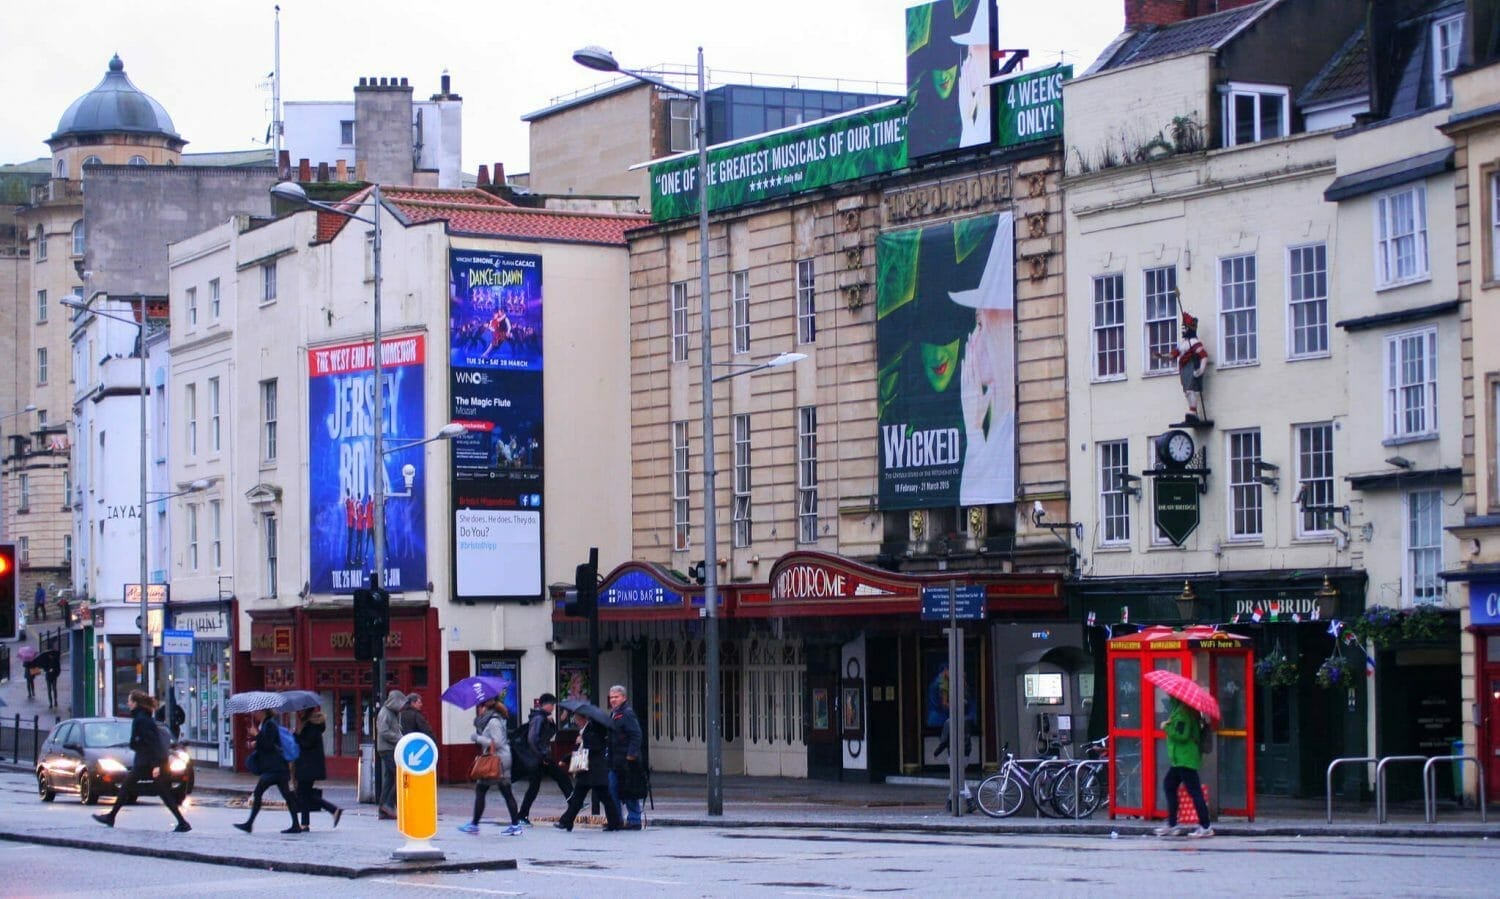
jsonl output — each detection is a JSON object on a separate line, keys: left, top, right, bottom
{"left": 1166, "top": 431, "right": 1195, "bottom": 464}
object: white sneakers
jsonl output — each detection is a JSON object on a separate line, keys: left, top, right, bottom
{"left": 1187, "top": 826, "right": 1214, "bottom": 838}
{"left": 1154, "top": 824, "right": 1214, "bottom": 837}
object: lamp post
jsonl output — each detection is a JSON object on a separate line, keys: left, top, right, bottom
{"left": 575, "top": 42, "right": 726, "bottom": 814}
{"left": 61, "top": 293, "right": 154, "bottom": 697}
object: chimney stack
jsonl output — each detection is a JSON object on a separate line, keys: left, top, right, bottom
{"left": 277, "top": 149, "right": 291, "bottom": 180}
{"left": 477, "top": 165, "right": 490, "bottom": 186}
{"left": 298, "top": 158, "right": 311, "bottom": 181}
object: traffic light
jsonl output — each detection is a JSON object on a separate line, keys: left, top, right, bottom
{"left": 565, "top": 559, "right": 598, "bottom": 619}
{"left": 353, "top": 587, "right": 390, "bottom": 661}
{"left": 0, "top": 544, "right": 14, "bottom": 640}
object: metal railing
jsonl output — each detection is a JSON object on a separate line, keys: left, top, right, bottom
{"left": 1376, "top": 755, "right": 1431, "bottom": 823}
{"left": 1423, "top": 755, "right": 1487, "bottom": 824}
{"left": 1070, "top": 758, "right": 1110, "bottom": 820}
{"left": 1, "top": 714, "right": 45, "bottom": 765}
{"left": 1326, "top": 756, "right": 1378, "bottom": 823}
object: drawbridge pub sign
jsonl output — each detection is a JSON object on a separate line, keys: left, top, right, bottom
{"left": 1154, "top": 477, "right": 1200, "bottom": 546}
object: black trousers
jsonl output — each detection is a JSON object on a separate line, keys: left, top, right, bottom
{"left": 517, "top": 763, "right": 573, "bottom": 818}
{"left": 471, "top": 780, "right": 521, "bottom": 825}
{"left": 106, "top": 768, "right": 186, "bottom": 826}
{"left": 560, "top": 783, "right": 621, "bottom": 829}
{"left": 1163, "top": 765, "right": 1210, "bottom": 827}
{"left": 246, "top": 771, "right": 299, "bottom": 825}
{"left": 295, "top": 778, "right": 339, "bottom": 827}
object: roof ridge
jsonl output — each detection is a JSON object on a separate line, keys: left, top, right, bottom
{"left": 391, "top": 197, "right": 647, "bottom": 221}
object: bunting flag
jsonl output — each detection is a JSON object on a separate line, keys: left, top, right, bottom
{"left": 1103, "top": 624, "right": 1113, "bottom": 639}
{"left": 1291, "top": 612, "right": 1302, "bottom": 623}
{"left": 1121, "top": 606, "right": 1130, "bottom": 624}
{"left": 1251, "top": 606, "right": 1264, "bottom": 623}
{"left": 1311, "top": 605, "right": 1321, "bottom": 621}
{"left": 1327, "top": 619, "right": 1343, "bottom": 638}
{"left": 1343, "top": 630, "right": 1359, "bottom": 645}
{"left": 1086, "top": 611, "right": 1097, "bottom": 627}
{"left": 1230, "top": 614, "right": 1241, "bottom": 624}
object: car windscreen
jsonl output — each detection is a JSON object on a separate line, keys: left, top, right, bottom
{"left": 81, "top": 721, "right": 132, "bottom": 748}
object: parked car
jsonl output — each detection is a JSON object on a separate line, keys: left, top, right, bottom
{"left": 36, "top": 716, "right": 194, "bottom": 805}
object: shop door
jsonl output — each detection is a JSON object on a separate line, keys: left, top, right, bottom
{"left": 1486, "top": 666, "right": 1500, "bottom": 804}
{"left": 1256, "top": 684, "right": 1297, "bottom": 795}
{"left": 806, "top": 645, "right": 841, "bottom": 780}
{"left": 865, "top": 637, "right": 900, "bottom": 780}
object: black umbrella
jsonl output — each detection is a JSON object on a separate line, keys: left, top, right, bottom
{"left": 558, "top": 698, "right": 613, "bottom": 728}
{"left": 34, "top": 650, "right": 60, "bottom": 675}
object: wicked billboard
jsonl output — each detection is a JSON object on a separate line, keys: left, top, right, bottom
{"left": 449, "top": 249, "right": 545, "bottom": 601}
{"left": 905, "top": 0, "right": 997, "bottom": 160}
{"left": 876, "top": 212, "right": 1015, "bottom": 510}
{"left": 307, "top": 334, "right": 427, "bottom": 594}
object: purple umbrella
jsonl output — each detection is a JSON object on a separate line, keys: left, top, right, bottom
{"left": 441, "top": 676, "right": 512, "bottom": 710}
{"left": 17, "top": 645, "right": 37, "bottom": 663}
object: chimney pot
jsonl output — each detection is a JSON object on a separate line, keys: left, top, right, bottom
{"left": 317, "top": 162, "right": 330, "bottom": 182}
{"left": 335, "top": 159, "right": 348, "bottom": 181}
{"left": 477, "top": 165, "right": 490, "bottom": 186}
{"left": 400, "top": 76, "right": 408, "bottom": 87}
{"left": 441, "top": 73, "right": 451, "bottom": 94}
{"left": 298, "top": 158, "right": 312, "bottom": 181}
{"left": 495, "top": 163, "right": 506, "bottom": 184}
{"left": 277, "top": 149, "right": 291, "bottom": 179}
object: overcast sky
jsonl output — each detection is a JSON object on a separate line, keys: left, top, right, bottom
{"left": 2, "top": 0, "right": 1123, "bottom": 174}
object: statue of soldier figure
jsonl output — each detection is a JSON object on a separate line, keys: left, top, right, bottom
{"left": 1155, "top": 309, "right": 1209, "bottom": 424}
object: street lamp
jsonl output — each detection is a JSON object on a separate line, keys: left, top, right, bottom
{"left": 712, "top": 352, "right": 807, "bottom": 383}
{"left": 61, "top": 292, "right": 155, "bottom": 696}
{"left": 577, "top": 41, "right": 729, "bottom": 814}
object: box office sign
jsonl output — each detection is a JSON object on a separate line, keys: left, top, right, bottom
{"left": 250, "top": 621, "right": 294, "bottom": 663}
{"left": 309, "top": 616, "right": 426, "bottom": 662}
{"left": 997, "top": 65, "right": 1071, "bottom": 146}
{"left": 649, "top": 102, "right": 908, "bottom": 222}
{"left": 1154, "top": 477, "right": 1200, "bottom": 547}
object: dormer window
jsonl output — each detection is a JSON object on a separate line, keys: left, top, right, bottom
{"left": 1432, "top": 14, "right": 1463, "bottom": 105}
{"left": 1220, "top": 82, "right": 1288, "bottom": 147}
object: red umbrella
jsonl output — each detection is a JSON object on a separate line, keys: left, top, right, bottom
{"left": 1144, "top": 669, "right": 1220, "bottom": 723}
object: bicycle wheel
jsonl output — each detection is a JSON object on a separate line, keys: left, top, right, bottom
{"left": 1076, "top": 766, "right": 1107, "bottom": 817}
{"left": 1051, "top": 766, "right": 1080, "bottom": 817}
{"left": 1031, "top": 765, "right": 1064, "bottom": 818}
{"left": 977, "top": 770, "right": 1025, "bottom": 818}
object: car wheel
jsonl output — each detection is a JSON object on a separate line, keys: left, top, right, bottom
{"left": 37, "top": 771, "right": 55, "bottom": 802}
{"left": 78, "top": 772, "right": 98, "bottom": 805}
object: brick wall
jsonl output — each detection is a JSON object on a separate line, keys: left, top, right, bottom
{"left": 1124, "top": 0, "right": 1263, "bottom": 28}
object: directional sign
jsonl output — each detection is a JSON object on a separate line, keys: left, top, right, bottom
{"left": 161, "top": 629, "right": 194, "bottom": 656}
{"left": 1154, "top": 477, "right": 1201, "bottom": 547}
{"left": 394, "top": 732, "right": 438, "bottom": 842}
{"left": 921, "top": 585, "right": 987, "bottom": 621}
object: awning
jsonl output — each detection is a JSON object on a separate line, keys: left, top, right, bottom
{"left": 1323, "top": 147, "right": 1454, "bottom": 202}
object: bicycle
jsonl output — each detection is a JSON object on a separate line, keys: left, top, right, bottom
{"left": 1049, "top": 737, "right": 1109, "bottom": 818}
{"left": 975, "top": 744, "right": 1047, "bottom": 818}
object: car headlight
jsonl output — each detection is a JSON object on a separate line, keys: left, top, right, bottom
{"left": 167, "top": 754, "right": 188, "bottom": 774}
{"left": 97, "top": 758, "right": 128, "bottom": 774}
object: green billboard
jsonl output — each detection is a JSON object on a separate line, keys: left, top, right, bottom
{"left": 648, "top": 102, "right": 908, "bottom": 222}
{"left": 998, "top": 65, "right": 1071, "bottom": 146}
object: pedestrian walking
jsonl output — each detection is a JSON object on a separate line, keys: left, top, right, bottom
{"left": 1154, "top": 697, "right": 1213, "bottom": 838}
{"left": 91, "top": 690, "right": 190, "bottom": 833}
{"left": 294, "top": 707, "right": 342, "bottom": 831}
{"left": 33, "top": 584, "right": 46, "bottom": 621}
{"left": 516, "top": 693, "right": 572, "bottom": 824}
{"left": 376, "top": 688, "right": 405, "bottom": 819}
{"left": 554, "top": 713, "right": 622, "bottom": 832}
{"left": 23, "top": 663, "right": 36, "bottom": 700}
{"left": 606, "top": 684, "right": 645, "bottom": 830}
{"left": 234, "top": 708, "right": 302, "bottom": 834}
{"left": 43, "top": 662, "right": 59, "bottom": 709}
{"left": 459, "top": 698, "right": 522, "bottom": 835}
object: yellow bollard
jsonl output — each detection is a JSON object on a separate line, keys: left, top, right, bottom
{"left": 392, "top": 732, "right": 444, "bottom": 860}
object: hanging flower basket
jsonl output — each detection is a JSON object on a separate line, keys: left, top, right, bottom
{"left": 1347, "top": 605, "right": 1401, "bottom": 649}
{"left": 1254, "top": 651, "right": 1300, "bottom": 688}
{"left": 1315, "top": 654, "right": 1351, "bottom": 689}
{"left": 1401, "top": 604, "right": 1447, "bottom": 643}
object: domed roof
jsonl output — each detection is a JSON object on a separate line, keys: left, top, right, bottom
{"left": 51, "top": 55, "right": 180, "bottom": 142}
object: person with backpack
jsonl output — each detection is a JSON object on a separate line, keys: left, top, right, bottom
{"left": 516, "top": 693, "right": 572, "bottom": 824}
{"left": 1154, "top": 697, "right": 1213, "bottom": 838}
{"left": 293, "top": 707, "right": 342, "bottom": 831}
{"left": 459, "top": 698, "right": 522, "bottom": 835}
{"left": 91, "top": 690, "right": 191, "bottom": 832}
{"left": 235, "top": 708, "right": 302, "bottom": 834}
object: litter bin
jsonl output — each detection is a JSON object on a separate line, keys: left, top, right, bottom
{"left": 358, "top": 742, "right": 376, "bottom": 803}
{"left": 1452, "top": 740, "right": 1464, "bottom": 802}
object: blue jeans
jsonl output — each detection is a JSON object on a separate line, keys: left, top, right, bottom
{"left": 608, "top": 769, "right": 642, "bottom": 826}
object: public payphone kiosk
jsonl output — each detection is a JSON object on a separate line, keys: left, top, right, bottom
{"left": 1107, "top": 625, "right": 1255, "bottom": 821}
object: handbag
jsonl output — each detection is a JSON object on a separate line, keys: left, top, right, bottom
{"left": 568, "top": 747, "right": 590, "bottom": 774}
{"left": 470, "top": 747, "right": 501, "bottom": 782}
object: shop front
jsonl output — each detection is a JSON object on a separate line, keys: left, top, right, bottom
{"left": 90, "top": 599, "right": 165, "bottom": 718}
{"left": 164, "top": 600, "right": 235, "bottom": 766}
{"left": 1465, "top": 577, "right": 1500, "bottom": 802}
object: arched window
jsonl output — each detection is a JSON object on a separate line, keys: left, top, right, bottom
{"left": 82, "top": 155, "right": 102, "bottom": 169}
{"left": 55, "top": 159, "right": 66, "bottom": 178}
{"left": 34, "top": 225, "right": 46, "bottom": 260}
{"left": 128, "top": 156, "right": 148, "bottom": 166}
{"left": 72, "top": 221, "right": 85, "bottom": 256}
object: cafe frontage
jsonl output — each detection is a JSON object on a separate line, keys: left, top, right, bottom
{"left": 556, "top": 551, "right": 1071, "bottom": 783}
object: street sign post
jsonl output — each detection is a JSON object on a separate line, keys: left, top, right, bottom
{"left": 161, "top": 629, "right": 194, "bottom": 656}
{"left": 921, "top": 585, "right": 986, "bottom": 621}
{"left": 392, "top": 731, "right": 444, "bottom": 860}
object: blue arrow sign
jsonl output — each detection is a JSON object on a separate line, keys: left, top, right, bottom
{"left": 394, "top": 732, "right": 438, "bottom": 775}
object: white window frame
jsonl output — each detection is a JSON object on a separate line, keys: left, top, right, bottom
{"left": 796, "top": 259, "right": 816, "bottom": 344}
{"left": 672, "top": 420, "right": 690, "bottom": 551}
{"left": 1432, "top": 14, "right": 1464, "bottom": 105}
{"left": 732, "top": 270, "right": 750, "bottom": 356}
{"left": 261, "top": 261, "right": 277, "bottom": 303}
{"left": 1218, "top": 254, "right": 1259, "bottom": 366}
{"left": 209, "top": 277, "right": 221, "bottom": 320}
{"left": 1092, "top": 273, "right": 1126, "bottom": 381}
{"left": 18, "top": 536, "right": 28, "bottom": 564}
{"left": 1294, "top": 422, "right": 1335, "bottom": 537}
{"left": 71, "top": 221, "right": 84, "bottom": 256}
{"left": 1384, "top": 326, "right": 1439, "bottom": 440}
{"left": 18, "top": 474, "right": 30, "bottom": 512}
{"left": 261, "top": 379, "right": 278, "bottom": 462}
{"left": 1227, "top": 428, "right": 1264, "bottom": 541}
{"left": 669, "top": 98, "right": 697, "bottom": 153}
{"left": 185, "top": 383, "right": 198, "bottom": 457}
{"left": 210, "top": 499, "right": 222, "bottom": 570}
{"left": 36, "top": 348, "right": 47, "bottom": 386}
{"left": 128, "top": 155, "right": 147, "bottom": 166}
{"left": 35, "top": 225, "right": 46, "bottom": 260}
{"left": 208, "top": 376, "right": 221, "bottom": 453}
{"left": 63, "top": 534, "right": 72, "bottom": 565}
{"left": 187, "top": 504, "right": 200, "bottom": 571}
{"left": 797, "top": 405, "right": 818, "bottom": 544}
{"left": 1142, "top": 267, "right": 1177, "bottom": 375}
{"left": 340, "top": 120, "right": 355, "bottom": 146}
{"left": 1488, "top": 170, "right": 1500, "bottom": 283}
{"left": 1287, "top": 243, "right": 1329, "bottom": 359}
{"left": 1221, "top": 81, "right": 1289, "bottom": 146}
{"left": 186, "top": 286, "right": 197, "bottom": 327}
{"left": 732, "top": 413, "right": 752, "bottom": 548}
{"left": 264, "top": 512, "right": 279, "bottom": 598}
{"left": 1376, "top": 184, "right": 1430, "bottom": 288}
{"left": 1405, "top": 489, "right": 1443, "bottom": 606}
{"left": 36, "top": 289, "right": 47, "bottom": 324}
{"left": 671, "top": 281, "right": 689, "bottom": 363}
{"left": 1098, "top": 439, "right": 1131, "bottom": 546}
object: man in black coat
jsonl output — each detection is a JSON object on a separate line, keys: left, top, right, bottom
{"left": 606, "top": 684, "right": 645, "bottom": 829}
{"left": 516, "top": 692, "right": 573, "bottom": 824}
{"left": 92, "top": 690, "right": 190, "bottom": 832}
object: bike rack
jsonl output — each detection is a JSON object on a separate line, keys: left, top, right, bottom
{"left": 1375, "top": 755, "right": 1431, "bottom": 823}
{"left": 1325, "top": 756, "right": 1378, "bottom": 824}
{"left": 1032, "top": 759, "right": 1073, "bottom": 818}
{"left": 1422, "top": 756, "right": 1488, "bottom": 824}
{"left": 1069, "top": 759, "right": 1110, "bottom": 820}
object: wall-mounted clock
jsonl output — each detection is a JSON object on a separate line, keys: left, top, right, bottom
{"left": 1157, "top": 429, "right": 1196, "bottom": 469}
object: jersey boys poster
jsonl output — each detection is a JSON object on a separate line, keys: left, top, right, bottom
{"left": 876, "top": 212, "right": 1016, "bottom": 510}
{"left": 307, "top": 334, "right": 427, "bottom": 594}
{"left": 449, "top": 250, "right": 544, "bottom": 601}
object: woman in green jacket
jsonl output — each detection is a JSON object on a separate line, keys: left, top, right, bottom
{"left": 1156, "top": 698, "right": 1213, "bottom": 838}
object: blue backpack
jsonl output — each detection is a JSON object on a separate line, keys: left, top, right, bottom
{"left": 278, "top": 723, "right": 300, "bottom": 762}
